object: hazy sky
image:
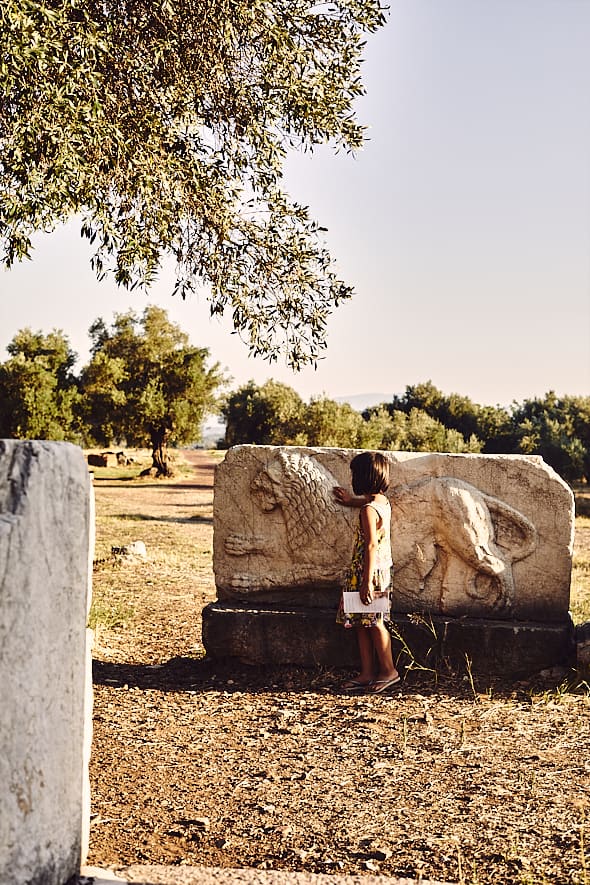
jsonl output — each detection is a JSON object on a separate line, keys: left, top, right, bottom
{"left": 2, "top": 0, "right": 589, "bottom": 408}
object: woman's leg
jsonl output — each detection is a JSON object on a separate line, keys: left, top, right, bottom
{"left": 370, "top": 621, "right": 399, "bottom": 683}
{"left": 341, "top": 626, "right": 375, "bottom": 689}
{"left": 355, "top": 626, "right": 375, "bottom": 683}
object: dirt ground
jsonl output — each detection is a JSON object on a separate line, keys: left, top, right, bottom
{"left": 88, "top": 451, "right": 590, "bottom": 885}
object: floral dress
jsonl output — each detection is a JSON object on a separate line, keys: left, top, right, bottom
{"left": 336, "top": 500, "right": 393, "bottom": 629}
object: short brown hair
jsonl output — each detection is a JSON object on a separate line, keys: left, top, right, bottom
{"left": 350, "top": 451, "right": 390, "bottom": 495}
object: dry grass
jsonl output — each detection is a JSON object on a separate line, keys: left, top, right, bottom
{"left": 89, "top": 448, "right": 215, "bottom": 663}
{"left": 574, "top": 483, "right": 590, "bottom": 518}
{"left": 572, "top": 517, "right": 590, "bottom": 624}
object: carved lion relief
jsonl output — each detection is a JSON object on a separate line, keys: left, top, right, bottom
{"left": 224, "top": 451, "right": 351, "bottom": 589}
{"left": 223, "top": 451, "right": 538, "bottom": 615}
{"left": 390, "top": 476, "right": 536, "bottom": 614}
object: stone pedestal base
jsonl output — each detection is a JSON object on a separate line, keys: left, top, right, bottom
{"left": 202, "top": 603, "right": 575, "bottom": 679}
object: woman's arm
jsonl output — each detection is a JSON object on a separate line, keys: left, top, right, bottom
{"left": 359, "top": 504, "right": 378, "bottom": 604}
{"left": 333, "top": 487, "right": 369, "bottom": 507}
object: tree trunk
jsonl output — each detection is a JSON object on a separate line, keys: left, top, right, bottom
{"left": 149, "top": 424, "right": 173, "bottom": 477}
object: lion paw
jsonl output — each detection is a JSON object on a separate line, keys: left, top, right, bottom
{"left": 224, "top": 534, "right": 265, "bottom": 556}
{"left": 228, "top": 573, "right": 255, "bottom": 589}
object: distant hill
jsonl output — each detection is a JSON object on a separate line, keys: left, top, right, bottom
{"left": 199, "top": 415, "right": 226, "bottom": 447}
{"left": 335, "top": 393, "right": 393, "bottom": 412}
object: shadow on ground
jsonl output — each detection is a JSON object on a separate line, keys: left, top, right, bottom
{"left": 91, "top": 656, "right": 572, "bottom": 701}
{"left": 113, "top": 512, "right": 213, "bottom": 525}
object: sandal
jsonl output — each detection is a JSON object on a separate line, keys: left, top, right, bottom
{"left": 369, "top": 675, "right": 401, "bottom": 693}
{"left": 341, "top": 679, "right": 373, "bottom": 693}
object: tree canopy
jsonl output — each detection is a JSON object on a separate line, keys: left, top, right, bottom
{"left": 1, "top": 0, "right": 386, "bottom": 368}
{"left": 80, "top": 306, "right": 224, "bottom": 473}
{"left": 0, "top": 328, "right": 80, "bottom": 439}
{"left": 222, "top": 379, "right": 589, "bottom": 483}
{"left": 222, "top": 383, "right": 483, "bottom": 455}
{"left": 223, "top": 379, "right": 305, "bottom": 447}
{"left": 1, "top": 324, "right": 587, "bottom": 485}
{"left": 0, "top": 308, "right": 224, "bottom": 473}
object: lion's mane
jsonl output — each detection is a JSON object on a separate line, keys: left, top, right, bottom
{"left": 269, "top": 451, "right": 341, "bottom": 552}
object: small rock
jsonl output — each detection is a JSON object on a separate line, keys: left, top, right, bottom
{"left": 258, "top": 803, "right": 276, "bottom": 814}
{"left": 538, "top": 665, "right": 568, "bottom": 679}
{"left": 189, "top": 817, "right": 210, "bottom": 831}
{"left": 369, "top": 848, "right": 392, "bottom": 861}
{"left": 111, "top": 540, "right": 147, "bottom": 558}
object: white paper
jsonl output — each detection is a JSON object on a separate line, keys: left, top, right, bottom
{"left": 342, "top": 591, "right": 390, "bottom": 614}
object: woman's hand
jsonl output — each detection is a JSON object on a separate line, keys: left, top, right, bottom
{"left": 360, "top": 579, "right": 373, "bottom": 605}
{"left": 334, "top": 487, "right": 368, "bottom": 507}
{"left": 333, "top": 486, "right": 352, "bottom": 505}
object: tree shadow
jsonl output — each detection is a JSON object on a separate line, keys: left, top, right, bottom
{"left": 91, "top": 656, "right": 528, "bottom": 700}
{"left": 92, "top": 478, "right": 181, "bottom": 489}
{"left": 170, "top": 482, "right": 213, "bottom": 491}
{"left": 113, "top": 513, "right": 213, "bottom": 525}
{"left": 92, "top": 656, "right": 323, "bottom": 694}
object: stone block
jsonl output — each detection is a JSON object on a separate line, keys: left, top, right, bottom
{"left": 88, "top": 452, "right": 108, "bottom": 467}
{"left": 87, "top": 452, "right": 118, "bottom": 468}
{"left": 202, "top": 603, "right": 574, "bottom": 678}
{"left": 214, "top": 446, "right": 574, "bottom": 622}
{"left": 208, "top": 446, "right": 575, "bottom": 677}
{"left": 202, "top": 603, "right": 355, "bottom": 668}
{"left": 0, "top": 440, "right": 93, "bottom": 885}
{"left": 439, "top": 615, "right": 575, "bottom": 677}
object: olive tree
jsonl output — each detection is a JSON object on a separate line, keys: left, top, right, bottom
{"left": 222, "top": 380, "right": 305, "bottom": 446}
{"left": 80, "top": 306, "right": 224, "bottom": 474}
{"left": 302, "top": 396, "right": 365, "bottom": 448}
{"left": 1, "top": 0, "right": 386, "bottom": 368}
{"left": 512, "top": 393, "right": 590, "bottom": 483}
{"left": 0, "top": 329, "right": 81, "bottom": 440}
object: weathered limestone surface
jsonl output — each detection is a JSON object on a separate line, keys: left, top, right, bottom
{"left": 0, "top": 440, "right": 93, "bottom": 885}
{"left": 213, "top": 446, "right": 574, "bottom": 621}
{"left": 202, "top": 604, "right": 574, "bottom": 676}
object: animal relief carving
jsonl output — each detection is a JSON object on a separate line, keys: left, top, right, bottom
{"left": 224, "top": 451, "right": 351, "bottom": 590}
{"left": 390, "top": 477, "right": 537, "bottom": 614}
{"left": 221, "top": 450, "right": 538, "bottom": 615}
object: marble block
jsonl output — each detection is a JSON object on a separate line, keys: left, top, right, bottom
{"left": 213, "top": 446, "right": 574, "bottom": 621}
{"left": 0, "top": 440, "right": 93, "bottom": 885}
